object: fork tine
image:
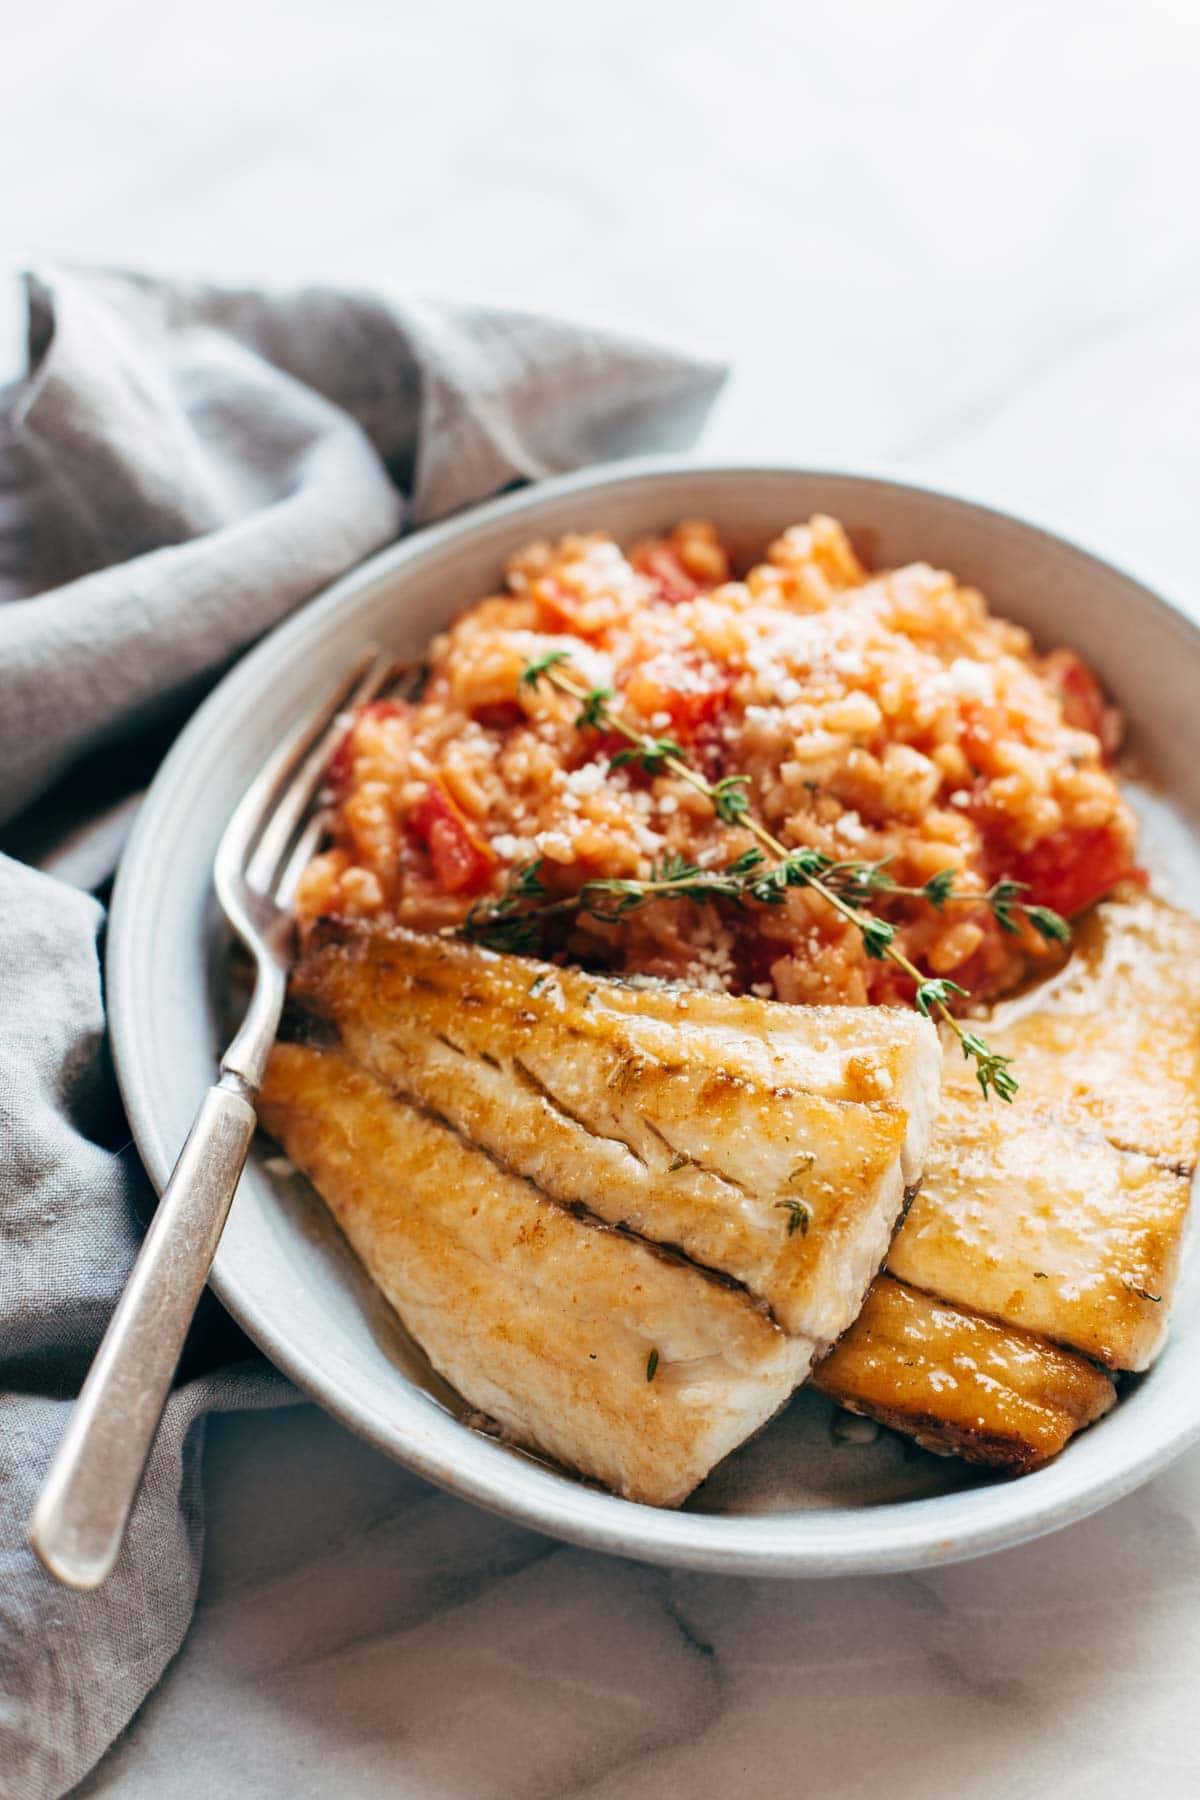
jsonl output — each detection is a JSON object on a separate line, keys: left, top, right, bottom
{"left": 270, "top": 809, "right": 329, "bottom": 910}
{"left": 215, "top": 648, "right": 383, "bottom": 906}
{"left": 214, "top": 649, "right": 397, "bottom": 1096}
{"left": 245, "top": 648, "right": 395, "bottom": 896}
{"left": 239, "top": 649, "right": 393, "bottom": 899}
{"left": 28, "top": 658, "right": 396, "bottom": 1596}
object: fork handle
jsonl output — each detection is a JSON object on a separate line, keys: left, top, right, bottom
{"left": 28, "top": 1079, "right": 257, "bottom": 1590}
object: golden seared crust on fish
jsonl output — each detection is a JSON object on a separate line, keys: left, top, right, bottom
{"left": 817, "top": 894, "right": 1199, "bottom": 1465}
{"left": 890, "top": 894, "right": 1200, "bottom": 1373}
{"left": 890, "top": 1090, "right": 1187, "bottom": 1371}
{"left": 260, "top": 1041, "right": 810, "bottom": 1507}
{"left": 942, "top": 892, "right": 1200, "bottom": 1172}
{"left": 288, "top": 923, "right": 941, "bottom": 1343}
{"left": 559, "top": 970, "right": 941, "bottom": 1188}
{"left": 812, "top": 1277, "right": 1116, "bottom": 1474}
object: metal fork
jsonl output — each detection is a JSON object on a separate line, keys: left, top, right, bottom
{"left": 28, "top": 647, "right": 393, "bottom": 1591}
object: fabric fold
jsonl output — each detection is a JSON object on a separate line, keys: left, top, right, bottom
{"left": 0, "top": 262, "right": 724, "bottom": 1800}
{"left": 2, "top": 267, "right": 725, "bottom": 827}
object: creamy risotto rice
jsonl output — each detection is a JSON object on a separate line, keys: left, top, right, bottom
{"left": 297, "top": 515, "right": 1137, "bottom": 1008}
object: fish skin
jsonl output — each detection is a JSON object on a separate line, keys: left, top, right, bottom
{"left": 287, "top": 922, "right": 942, "bottom": 1342}
{"left": 259, "top": 1040, "right": 811, "bottom": 1508}
{"left": 813, "top": 1276, "right": 1116, "bottom": 1474}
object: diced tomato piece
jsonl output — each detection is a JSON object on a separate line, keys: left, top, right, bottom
{"left": 409, "top": 779, "right": 497, "bottom": 895}
{"left": 326, "top": 730, "right": 356, "bottom": 794}
{"left": 690, "top": 717, "right": 731, "bottom": 782}
{"left": 532, "top": 578, "right": 620, "bottom": 638}
{"left": 865, "top": 962, "right": 919, "bottom": 1007}
{"left": 623, "top": 654, "right": 730, "bottom": 737}
{"left": 532, "top": 579, "right": 580, "bottom": 631}
{"left": 959, "top": 702, "right": 1010, "bottom": 776}
{"left": 731, "top": 929, "right": 782, "bottom": 995}
{"left": 1008, "top": 824, "right": 1136, "bottom": 919}
{"left": 1042, "top": 650, "right": 1121, "bottom": 759}
{"left": 630, "top": 543, "right": 703, "bottom": 604}
{"left": 325, "top": 699, "right": 406, "bottom": 793}
{"left": 472, "top": 700, "right": 526, "bottom": 732}
{"left": 591, "top": 728, "right": 633, "bottom": 762}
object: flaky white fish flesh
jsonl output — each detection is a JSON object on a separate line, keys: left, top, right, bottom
{"left": 260, "top": 924, "right": 941, "bottom": 1504}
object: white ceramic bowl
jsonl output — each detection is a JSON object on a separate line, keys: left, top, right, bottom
{"left": 108, "top": 460, "right": 1200, "bottom": 1576}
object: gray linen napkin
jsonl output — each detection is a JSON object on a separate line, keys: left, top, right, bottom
{"left": 0, "top": 264, "right": 724, "bottom": 1800}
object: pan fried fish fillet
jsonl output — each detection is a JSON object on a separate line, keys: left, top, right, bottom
{"left": 286, "top": 923, "right": 941, "bottom": 1340}
{"left": 941, "top": 891, "right": 1200, "bottom": 1169}
{"left": 817, "top": 894, "right": 1200, "bottom": 1466}
{"left": 261, "top": 1040, "right": 812, "bottom": 1507}
{"left": 890, "top": 1091, "right": 1188, "bottom": 1369}
{"left": 813, "top": 1277, "right": 1116, "bottom": 1474}
{"left": 891, "top": 894, "right": 1200, "bottom": 1372}
{"left": 262, "top": 927, "right": 940, "bottom": 1504}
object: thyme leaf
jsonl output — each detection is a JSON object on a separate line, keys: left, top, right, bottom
{"left": 610, "top": 736, "right": 686, "bottom": 775}
{"left": 915, "top": 977, "right": 968, "bottom": 1019}
{"left": 711, "top": 775, "right": 751, "bottom": 824}
{"left": 513, "top": 859, "right": 547, "bottom": 899}
{"left": 986, "top": 879, "right": 1028, "bottom": 936}
{"left": 1024, "top": 904, "right": 1072, "bottom": 945}
{"left": 775, "top": 1197, "right": 811, "bottom": 1237}
{"left": 520, "top": 648, "right": 571, "bottom": 687}
{"left": 459, "top": 653, "right": 1077, "bottom": 1101}
{"left": 575, "top": 686, "right": 614, "bottom": 730}
{"left": 859, "top": 915, "right": 896, "bottom": 960}
{"left": 957, "top": 1030, "right": 1019, "bottom": 1103}
{"left": 922, "top": 868, "right": 958, "bottom": 909}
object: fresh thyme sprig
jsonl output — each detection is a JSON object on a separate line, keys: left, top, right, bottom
{"left": 461, "top": 851, "right": 769, "bottom": 952}
{"left": 775, "top": 858, "right": 1069, "bottom": 945}
{"left": 465, "top": 655, "right": 1066, "bottom": 1102}
{"left": 469, "top": 850, "right": 1065, "bottom": 948}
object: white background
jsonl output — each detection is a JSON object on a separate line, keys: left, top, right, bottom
{"left": 10, "top": 2, "right": 1200, "bottom": 1794}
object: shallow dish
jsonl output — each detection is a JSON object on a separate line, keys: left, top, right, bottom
{"left": 108, "top": 460, "right": 1200, "bottom": 1576}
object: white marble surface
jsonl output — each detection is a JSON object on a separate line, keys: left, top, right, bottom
{"left": 11, "top": 0, "right": 1200, "bottom": 1792}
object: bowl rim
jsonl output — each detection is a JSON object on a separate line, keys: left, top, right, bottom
{"left": 107, "top": 455, "right": 1200, "bottom": 1576}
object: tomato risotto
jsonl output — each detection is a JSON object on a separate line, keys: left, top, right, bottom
{"left": 297, "top": 515, "right": 1137, "bottom": 1007}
